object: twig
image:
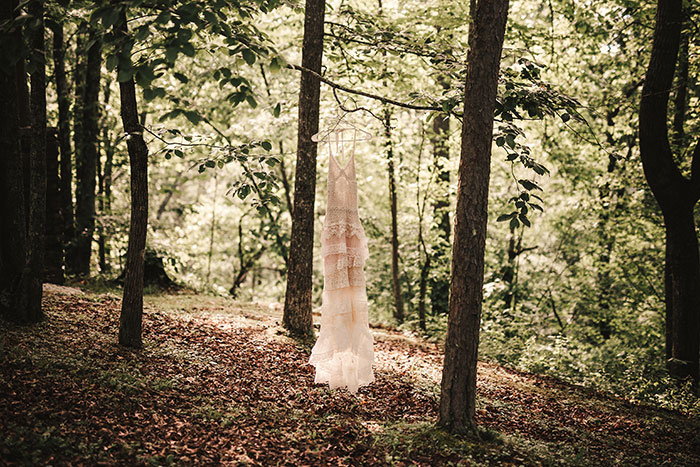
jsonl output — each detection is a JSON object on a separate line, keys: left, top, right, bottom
{"left": 288, "top": 63, "right": 443, "bottom": 112}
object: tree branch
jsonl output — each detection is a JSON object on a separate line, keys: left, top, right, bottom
{"left": 288, "top": 63, "right": 442, "bottom": 112}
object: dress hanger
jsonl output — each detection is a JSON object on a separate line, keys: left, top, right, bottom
{"left": 311, "top": 112, "right": 373, "bottom": 143}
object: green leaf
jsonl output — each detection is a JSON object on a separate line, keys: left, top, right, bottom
{"left": 165, "top": 47, "right": 178, "bottom": 63}
{"left": 561, "top": 113, "right": 571, "bottom": 123}
{"left": 518, "top": 179, "right": 542, "bottom": 191}
{"left": 181, "top": 42, "right": 195, "bottom": 57}
{"left": 117, "top": 68, "right": 133, "bottom": 83}
{"left": 245, "top": 95, "right": 257, "bottom": 109}
{"left": 273, "top": 102, "right": 281, "bottom": 118}
{"left": 135, "top": 25, "right": 150, "bottom": 42}
{"left": 173, "top": 72, "right": 189, "bottom": 83}
{"left": 183, "top": 111, "right": 202, "bottom": 125}
{"left": 241, "top": 48, "right": 256, "bottom": 65}
{"left": 261, "top": 141, "right": 272, "bottom": 151}
{"left": 238, "top": 185, "right": 251, "bottom": 199}
{"left": 106, "top": 54, "right": 118, "bottom": 71}
{"left": 159, "top": 109, "right": 182, "bottom": 122}
{"left": 205, "top": 160, "right": 216, "bottom": 168}
{"left": 509, "top": 217, "right": 520, "bottom": 230}
{"left": 497, "top": 213, "right": 514, "bottom": 222}
{"left": 519, "top": 213, "right": 531, "bottom": 227}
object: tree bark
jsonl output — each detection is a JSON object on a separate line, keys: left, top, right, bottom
{"left": 98, "top": 85, "right": 113, "bottom": 274}
{"left": 430, "top": 106, "right": 451, "bottom": 317}
{"left": 16, "top": 34, "right": 31, "bottom": 230}
{"left": 116, "top": 9, "right": 149, "bottom": 349}
{"left": 282, "top": 0, "right": 325, "bottom": 336}
{"left": 0, "top": 0, "right": 30, "bottom": 323}
{"left": 439, "top": 0, "right": 509, "bottom": 433}
{"left": 639, "top": 0, "right": 700, "bottom": 385}
{"left": 65, "top": 26, "right": 86, "bottom": 274}
{"left": 384, "top": 108, "right": 405, "bottom": 324}
{"left": 26, "top": 0, "right": 47, "bottom": 322}
{"left": 51, "top": 22, "right": 74, "bottom": 274}
{"left": 74, "top": 29, "right": 101, "bottom": 276}
{"left": 44, "top": 128, "right": 64, "bottom": 284}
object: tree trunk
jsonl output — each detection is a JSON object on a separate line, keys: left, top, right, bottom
{"left": 51, "top": 22, "right": 74, "bottom": 274}
{"left": 671, "top": 18, "right": 688, "bottom": 150}
{"left": 664, "top": 205, "right": 700, "bottom": 382}
{"left": 44, "top": 128, "right": 64, "bottom": 284}
{"left": 0, "top": 0, "right": 30, "bottom": 323}
{"left": 430, "top": 107, "right": 451, "bottom": 316}
{"left": 26, "top": 0, "right": 47, "bottom": 322}
{"left": 282, "top": 0, "right": 325, "bottom": 336}
{"left": 98, "top": 86, "right": 113, "bottom": 274}
{"left": 639, "top": 0, "right": 700, "bottom": 385}
{"left": 74, "top": 29, "right": 101, "bottom": 276}
{"left": 439, "top": 0, "right": 509, "bottom": 433}
{"left": 16, "top": 41, "right": 31, "bottom": 230}
{"left": 385, "top": 108, "right": 405, "bottom": 324}
{"left": 66, "top": 26, "right": 86, "bottom": 275}
{"left": 116, "top": 9, "right": 149, "bottom": 349}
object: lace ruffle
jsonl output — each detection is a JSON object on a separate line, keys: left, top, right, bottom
{"left": 321, "top": 222, "right": 366, "bottom": 241}
{"left": 323, "top": 267, "right": 366, "bottom": 291}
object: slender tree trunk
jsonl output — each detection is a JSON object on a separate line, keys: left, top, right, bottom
{"left": 206, "top": 174, "right": 218, "bottom": 284}
{"left": 74, "top": 29, "right": 101, "bottom": 276}
{"left": 430, "top": 106, "right": 451, "bottom": 316}
{"left": 0, "top": 0, "right": 30, "bottom": 322}
{"left": 282, "top": 0, "right": 325, "bottom": 336}
{"left": 44, "top": 128, "right": 64, "bottom": 284}
{"left": 98, "top": 92, "right": 113, "bottom": 274}
{"left": 26, "top": 0, "right": 47, "bottom": 322}
{"left": 639, "top": 0, "right": 700, "bottom": 385}
{"left": 116, "top": 9, "right": 149, "bottom": 349}
{"left": 51, "top": 22, "right": 74, "bottom": 274}
{"left": 439, "top": 0, "right": 509, "bottom": 433}
{"left": 384, "top": 108, "right": 405, "bottom": 324}
{"left": 66, "top": 27, "right": 86, "bottom": 274}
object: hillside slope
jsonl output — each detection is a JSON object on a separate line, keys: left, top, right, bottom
{"left": 1, "top": 287, "right": 698, "bottom": 466}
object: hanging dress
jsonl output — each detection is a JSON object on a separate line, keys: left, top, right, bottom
{"left": 309, "top": 132, "right": 375, "bottom": 394}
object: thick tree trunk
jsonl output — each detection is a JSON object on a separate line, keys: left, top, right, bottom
{"left": 384, "top": 108, "right": 405, "bottom": 324}
{"left": 44, "top": 128, "right": 64, "bottom": 284}
{"left": 116, "top": 9, "right": 149, "bottom": 349}
{"left": 664, "top": 205, "right": 700, "bottom": 381}
{"left": 671, "top": 20, "right": 688, "bottom": 150}
{"left": 26, "top": 0, "right": 47, "bottom": 322}
{"left": 16, "top": 47, "right": 31, "bottom": 230}
{"left": 0, "top": 0, "right": 30, "bottom": 322}
{"left": 74, "top": 30, "right": 101, "bottom": 276}
{"left": 51, "top": 22, "right": 74, "bottom": 272}
{"left": 639, "top": 0, "right": 700, "bottom": 385}
{"left": 282, "top": 0, "right": 325, "bottom": 336}
{"left": 439, "top": 0, "right": 509, "bottom": 433}
{"left": 430, "top": 108, "right": 451, "bottom": 316}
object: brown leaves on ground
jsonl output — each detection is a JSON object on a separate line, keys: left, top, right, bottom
{"left": 1, "top": 289, "right": 698, "bottom": 466}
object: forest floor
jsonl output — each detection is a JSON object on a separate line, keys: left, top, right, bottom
{"left": 1, "top": 286, "right": 699, "bottom": 466}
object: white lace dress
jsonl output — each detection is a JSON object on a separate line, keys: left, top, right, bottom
{"left": 309, "top": 141, "right": 374, "bottom": 394}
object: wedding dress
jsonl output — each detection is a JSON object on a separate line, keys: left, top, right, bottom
{"left": 309, "top": 131, "right": 374, "bottom": 394}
